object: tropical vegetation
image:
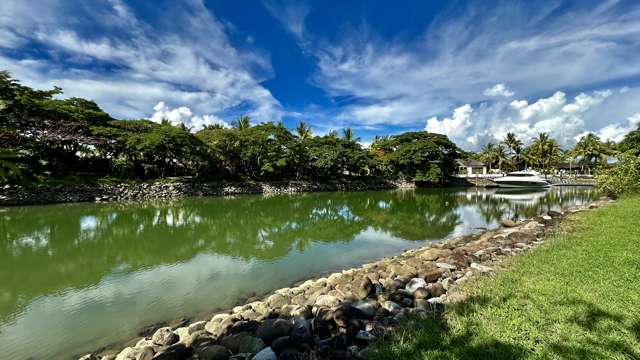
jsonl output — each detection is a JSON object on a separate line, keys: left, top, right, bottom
{"left": 1, "top": 71, "right": 639, "bottom": 188}
{"left": 0, "top": 72, "right": 459, "bottom": 185}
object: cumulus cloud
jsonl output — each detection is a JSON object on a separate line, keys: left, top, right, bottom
{"left": 150, "top": 101, "right": 230, "bottom": 131}
{"left": 587, "top": 112, "right": 640, "bottom": 143}
{"left": 429, "top": 89, "right": 623, "bottom": 150}
{"left": 484, "top": 83, "right": 514, "bottom": 98}
{"left": 0, "top": 0, "right": 283, "bottom": 124}
{"left": 425, "top": 104, "right": 473, "bottom": 137}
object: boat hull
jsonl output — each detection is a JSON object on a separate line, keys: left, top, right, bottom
{"left": 494, "top": 180, "right": 550, "bottom": 188}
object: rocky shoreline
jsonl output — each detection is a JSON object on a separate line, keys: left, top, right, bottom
{"left": 78, "top": 198, "right": 613, "bottom": 360}
{"left": 0, "top": 179, "right": 414, "bottom": 207}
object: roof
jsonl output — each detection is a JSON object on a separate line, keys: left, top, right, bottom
{"left": 456, "top": 158, "right": 486, "bottom": 167}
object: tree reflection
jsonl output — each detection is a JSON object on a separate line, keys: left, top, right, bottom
{"left": 0, "top": 187, "right": 597, "bottom": 323}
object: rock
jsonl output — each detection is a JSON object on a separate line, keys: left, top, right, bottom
{"left": 501, "top": 219, "right": 517, "bottom": 227}
{"left": 152, "top": 327, "right": 179, "bottom": 346}
{"left": 188, "top": 321, "right": 207, "bottom": 334}
{"left": 229, "top": 320, "right": 261, "bottom": 334}
{"left": 266, "top": 294, "right": 289, "bottom": 309}
{"left": 279, "top": 305, "right": 311, "bottom": 318}
{"left": 547, "top": 210, "right": 562, "bottom": 218}
{"left": 413, "top": 288, "right": 430, "bottom": 300}
{"left": 135, "top": 347, "right": 154, "bottom": 360}
{"left": 116, "top": 347, "right": 139, "bottom": 360}
{"left": 381, "top": 301, "right": 402, "bottom": 314}
{"left": 351, "top": 300, "right": 376, "bottom": 319}
{"left": 435, "top": 262, "right": 456, "bottom": 270}
{"left": 196, "top": 345, "right": 230, "bottom": 360}
{"left": 79, "top": 355, "right": 99, "bottom": 360}
{"left": 505, "top": 231, "right": 536, "bottom": 244}
{"left": 401, "top": 297, "right": 413, "bottom": 307}
{"left": 151, "top": 344, "right": 191, "bottom": 360}
{"left": 270, "top": 336, "right": 291, "bottom": 354}
{"left": 255, "top": 318, "right": 293, "bottom": 343}
{"left": 355, "top": 330, "right": 376, "bottom": 342}
{"left": 470, "top": 263, "right": 493, "bottom": 273}
{"left": 421, "top": 268, "right": 445, "bottom": 282}
{"left": 426, "top": 283, "right": 446, "bottom": 298}
{"left": 221, "top": 333, "right": 266, "bottom": 355}
{"left": 251, "top": 347, "right": 277, "bottom": 360}
{"left": 405, "top": 278, "right": 427, "bottom": 294}
{"left": 277, "top": 349, "right": 308, "bottom": 360}
{"left": 354, "top": 276, "right": 375, "bottom": 299}
{"left": 314, "top": 294, "right": 340, "bottom": 307}
{"left": 205, "top": 315, "right": 235, "bottom": 337}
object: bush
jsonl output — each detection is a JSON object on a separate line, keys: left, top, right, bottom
{"left": 596, "top": 152, "right": 640, "bottom": 195}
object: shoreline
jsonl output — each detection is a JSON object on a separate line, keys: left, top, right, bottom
{"left": 0, "top": 179, "right": 415, "bottom": 207}
{"left": 80, "top": 197, "right": 613, "bottom": 360}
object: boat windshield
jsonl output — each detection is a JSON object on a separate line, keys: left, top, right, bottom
{"left": 507, "top": 173, "right": 535, "bottom": 177}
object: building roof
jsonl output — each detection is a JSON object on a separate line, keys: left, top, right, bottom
{"left": 456, "top": 158, "right": 486, "bottom": 168}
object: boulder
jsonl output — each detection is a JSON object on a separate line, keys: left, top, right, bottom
{"left": 405, "top": 278, "right": 427, "bottom": 294}
{"left": 251, "top": 347, "right": 277, "bottom": 360}
{"left": 501, "top": 219, "right": 517, "bottom": 227}
{"left": 426, "top": 283, "right": 446, "bottom": 298}
{"left": 151, "top": 327, "right": 179, "bottom": 346}
{"left": 221, "top": 333, "right": 266, "bottom": 355}
{"left": 413, "top": 288, "right": 430, "bottom": 300}
{"left": 351, "top": 300, "right": 376, "bottom": 319}
{"left": 255, "top": 319, "right": 293, "bottom": 343}
{"left": 354, "top": 276, "right": 375, "bottom": 299}
{"left": 314, "top": 294, "right": 340, "bottom": 308}
{"left": 205, "top": 315, "right": 235, "bottom": 337}
{"left": 470, "top": 263, "right": 492, "bottom": 273}
{"left": 435, "top": 262, "right": 456, "bottom": 271}
{"left": 381, "top": 301, "right": 402, "bottom": 314}
{"left": 135, "top": 347, "right": 154, "bottom": 360}
{"left": 196, "top": 345, "right": 230, "bottom": 360}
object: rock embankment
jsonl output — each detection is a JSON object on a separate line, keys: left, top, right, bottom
{"left": 79, "top": 198, "right": 612, "bottom": 360}
{"left": 0, "top": 180, "right": 414, "bottom": 206}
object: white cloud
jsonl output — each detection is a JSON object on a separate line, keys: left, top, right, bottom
{"left": 0, "top": 0, "right": 283, "bottom": 125}
{"left": 268, "top": 1, "right": 640, "bottom": 131}
{"left": 589, "top": 112, "right": 640, "bottom": 142}
{"left": 425, "top": 104, "right": 473, "bottom": 137}
{"left": 150, "top": 101, "right": 230, "bottom": 131}
{"left": 430, "top": 89, "right": 622, "bottom": 150}
{"left": 484, "top": 83, "right": 514, "bottom": 98}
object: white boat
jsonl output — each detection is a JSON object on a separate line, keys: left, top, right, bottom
{"left": 493, "top": 170, "right": 550, "bottom": 188}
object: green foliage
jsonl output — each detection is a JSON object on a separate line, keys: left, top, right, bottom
{"left": 618, "top": 126, "right": 640, "bottom": 155}
{"left": 596, "top": 152, "right": 640, "bottom": 195}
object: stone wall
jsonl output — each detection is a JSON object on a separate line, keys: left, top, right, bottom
{"left": 0, "top": 180, "right": 415, "bottom": 207}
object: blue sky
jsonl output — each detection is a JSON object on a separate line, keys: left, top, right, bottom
{"left": 1, "top": 0, "right": 640, "bottom": 150}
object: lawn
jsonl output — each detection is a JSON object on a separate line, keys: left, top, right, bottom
{"left": 372, "top": 196, "right": 640, "bottom": 360}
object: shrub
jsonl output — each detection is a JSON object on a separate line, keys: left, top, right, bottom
{"left": 596, "top": 152, "right": 640, "bottom": 195}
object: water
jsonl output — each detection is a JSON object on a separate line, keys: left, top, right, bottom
{"left": 0, "top": 186, "right": 598, "bottom": 359}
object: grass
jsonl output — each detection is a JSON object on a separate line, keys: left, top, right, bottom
{"left": 372, "top": 196, "right": 640, "bottom": 360}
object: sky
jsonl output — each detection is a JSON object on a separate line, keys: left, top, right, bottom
{"left": 1, "top": 0, "right": 640, "bottom": 150}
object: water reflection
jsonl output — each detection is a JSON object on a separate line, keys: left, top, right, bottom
{"left": 0, "top": 186, "right": 597, "bottom": 359}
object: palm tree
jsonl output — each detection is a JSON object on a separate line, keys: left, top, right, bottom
{"left": 232, "top": 115, "right": 251, "bottom": 130}
{"left": 494, "top": 144, "right": 508, "bottom": 172}
{"left": 480, "top": 143, "right": 496, "bottom": 171}
{"left": 502, "top": 132, "right": 523, "bottom": 169}
{"left": 342, "top": 128, "right": 359, "bottom": 143}
{"left": 296, "top": 122, "right": 312, "bottom": 141}
{"left": 572, "top": 133, "right": 605, "bottom": 174}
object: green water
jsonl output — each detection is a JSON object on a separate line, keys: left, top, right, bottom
{"left": 0, "top": 186, "right": 598, "bottom": 359}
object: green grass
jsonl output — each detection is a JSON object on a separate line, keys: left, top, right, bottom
{"left": 372, "top": 196, "right": 640, "bottom": 360}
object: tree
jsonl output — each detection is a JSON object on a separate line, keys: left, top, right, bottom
{"left": 571, "top": 133, "right": 608, "bottom": 174}
{"left": 502, "top": 132, "right": 523, "bottom": 169}
{"left": 295, "top": 122, "right": 313, "bottom": 142}
{"left": 618, "top": 125, "right": 640, "bottom": 155}
{"left": 232, "top": 115, "right": 251, "bottom": 130}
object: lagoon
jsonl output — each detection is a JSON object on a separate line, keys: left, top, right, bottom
{"left": 0, "top": 186, "right": 598, "bottom": 359}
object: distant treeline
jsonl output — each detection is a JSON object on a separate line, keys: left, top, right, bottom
{"left": 0, "top": 72, "right": 460, "bottom": 184}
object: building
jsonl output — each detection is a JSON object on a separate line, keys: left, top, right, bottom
{"left": 455, "top": 159, "right": 487, "bottom": 176}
